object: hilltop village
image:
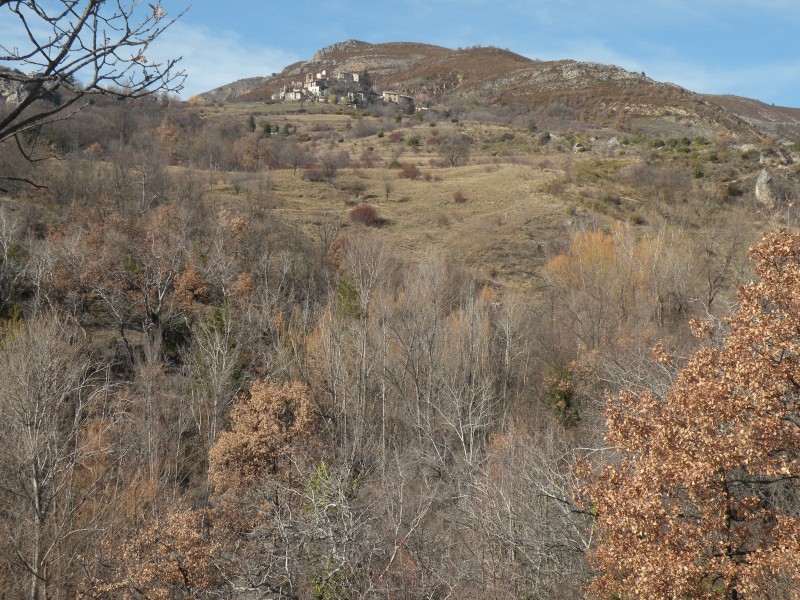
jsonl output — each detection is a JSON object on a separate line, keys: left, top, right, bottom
{"left": 272, "top": 68, "right": 414, "bottom": 108}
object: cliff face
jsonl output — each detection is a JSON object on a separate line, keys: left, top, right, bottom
{"left": 0, "top": 68, "right": 29, "bottom": 107}
{"left": 0, "top": 67, "right": 62, "bottom": 108}
{"left": 197, "top": 76, "right": 271, "bottom": 103}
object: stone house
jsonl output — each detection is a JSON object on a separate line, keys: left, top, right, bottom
{"left": 382, "top": 91, "right": 414, "bottom": 105}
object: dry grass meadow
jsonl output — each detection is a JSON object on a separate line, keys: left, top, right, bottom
{"left": 184, "top": 101, "right": 782, "bottom": 295}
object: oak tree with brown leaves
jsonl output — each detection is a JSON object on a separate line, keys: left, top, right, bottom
{"left": 579, "top": 230, "right": 800, "bottom": 599}
{"left": 208, "top": 379, "right": 318, "bottom": 495}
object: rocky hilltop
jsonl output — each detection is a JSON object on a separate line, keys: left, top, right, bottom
{"left": 204, "top": 39, "right": 800, "bottom": 142}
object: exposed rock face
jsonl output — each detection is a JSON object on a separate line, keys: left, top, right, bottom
{"left": 198, "top": 76, "right": 271, "bottom": 103}
{"left": 755, "top": 169, "right": 779, "bottom": 207}
{"left": 0, "top": 67, "right": 61, "bottom": 108}
{"left": 0, "top": 68, "right": 29, "bottom": 107}
{"left": 313, "top": 40, "right": 371, "bottom": 61}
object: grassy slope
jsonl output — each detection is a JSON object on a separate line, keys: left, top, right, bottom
{"left": 189, "top": 102, "right": 785, "bottom": 295}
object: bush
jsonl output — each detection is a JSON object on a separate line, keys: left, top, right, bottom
{"left": 347, "top": 181, "right": 366, "bottom": 198}
{"left": 600, "top": 192, "right": 621, "bottom": 206}
{"left": 544, "top": 368, "right": 578, "bottom": 426}
{"left": 398, "top": 163, "right": 420, "bottom": 180}
{"left": 453, "top": 190, "right": 466, "bottom": 203}
{"left": 349, "top": 204, "right": 379, "bottom": 226}
{"left": 302, "top": 168, "right": 326, "bottom": 182}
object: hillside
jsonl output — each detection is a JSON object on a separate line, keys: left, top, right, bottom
{"left": 197, "top": 75, "right": 270, "bottom": 103}
{"left": 6, "top": 34, "right": 800, "bottom": 599}
{"left": 199, "top": 40, "right": 800, "bottom": 144}
{"left": 705, "top": 94, "right": 800, "bottom": 139}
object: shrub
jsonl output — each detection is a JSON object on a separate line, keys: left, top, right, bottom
{"left": 453, "top": 190, "right": 466, "bottom": 203}
{"left": 349, "top": 204, "right": 379, "bottom": 226}
{"left": 543, "top": 368, "right": 578, "bottom": 426}
{"left": 398, "top": 163, "right": 420, "bottom": 180}
{"left": 600, "top": 192, "right": 620, "bottom": 206}
{"left": 302, "top": 168, "right": 326, "bottom": 183}
{"left": 347, "top": 182, "right": 366, "bottom": 198}
{"left": 741, "top": 149, "right": 758, "bottom": 160}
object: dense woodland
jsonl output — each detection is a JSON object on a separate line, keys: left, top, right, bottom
{"left": 2, "top": 79, "right": 800, "bottom": 599}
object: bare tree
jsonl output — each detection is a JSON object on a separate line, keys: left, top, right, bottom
{"left": 437, "top": 130, "right": 471, "bottom": 167}
{"left": 0, "top": 313, "right": 117, "bottom": 600}
{"left": 0, "top": 0, "right": 186, "bottom": 179}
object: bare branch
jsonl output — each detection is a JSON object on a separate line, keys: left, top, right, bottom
{"left": 0, "top": 0, "right": 187, "bottom": 145}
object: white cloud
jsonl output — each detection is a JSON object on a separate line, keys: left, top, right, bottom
{"left": 146, "top": 22, "right": 301, "bottom": 97}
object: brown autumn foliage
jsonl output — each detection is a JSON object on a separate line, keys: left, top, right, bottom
{"left": 208, "top": 379, "right": 319, "bottom": 495}
{"left": 1, "top": 56, "right": 791, "bottom": 598}
{"left": 97, "top": 509, "right": 224, "bottom": 599}
{"left": 579, "top": 230, "right": 800, "bottom": 599}
{"left": 348, "top": 203, "right": 380, "bottom": 227}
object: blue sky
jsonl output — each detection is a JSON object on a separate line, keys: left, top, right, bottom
{"left": 5, "top": 1, "right": 800, "bottom": 106}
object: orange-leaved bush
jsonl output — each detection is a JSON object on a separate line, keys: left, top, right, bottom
{"left": 579, "top": 230, "right": 800, "bottom": 599}
{"left": 208, "top": 379, "right": 318, "bottom": 494}
{"left": 98, "top": 509, "right": 223, "bottom": 599}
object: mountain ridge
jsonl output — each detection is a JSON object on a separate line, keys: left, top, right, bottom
{"left": 198, "top": 40, "right": 800, "bottom": 142}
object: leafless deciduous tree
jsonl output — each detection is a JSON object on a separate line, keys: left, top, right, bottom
{"left": 0, "top": 313, "right": 116, "bottom": 600}
{"left": 0, "top": 0, "right": 186, "bottom": 162}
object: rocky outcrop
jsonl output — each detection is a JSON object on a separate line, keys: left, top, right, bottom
{"left": 198, "top": 76, "right": 271, "bottom": 103}
{"left": 0, "top": 68, "right": 29, "bottom": 107}
{"left": 312, "top": 40, "right": 371, "bottom": 61}
{"left": 0, "top": 68, "right": 61, "bottom": 108}
{"left": 755, "top": 169, "right": 779, "bottom": 207}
